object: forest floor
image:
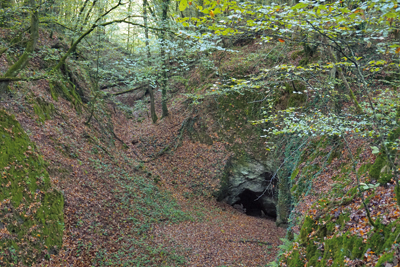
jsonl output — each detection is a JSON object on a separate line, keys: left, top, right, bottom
{"left": 1, "top": 66, "right": 285, "bottom": 266}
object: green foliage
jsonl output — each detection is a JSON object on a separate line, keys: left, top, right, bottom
{"left": 0, "top": 109, "right": 64, "bottom": 266}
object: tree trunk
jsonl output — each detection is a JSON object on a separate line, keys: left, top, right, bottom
{"left": 160, "top": 0, "right": 170, "bottom": 118}
{"left": 0, "top": 0, "right": 39, "bottom": 99}
{"left": 327, "top": 46, "right": 363, "bottom": 115}
{"left": 127, "top": 0, "right": 132, "bottom": 51}
{"left": 143, "top": 0, "right": 151, "bottom": 60}
{"left": 276, "top": 174, "right": 291, "bottom": 226}
{"left": 143, "top": 0, "right": 158, "bottom": 123}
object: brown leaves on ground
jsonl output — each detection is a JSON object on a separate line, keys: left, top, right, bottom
{"left": 118, "top": 86, "right": 286, "bottom": 266}
{"left": 153, "top": 202, "right": 286, "bottom": 267}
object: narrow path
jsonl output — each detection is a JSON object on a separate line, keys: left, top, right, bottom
{"left": 152, "top": 202, "right": 286, "bottom": 267}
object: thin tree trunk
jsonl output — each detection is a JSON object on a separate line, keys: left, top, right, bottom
{"left": 53, "top": 0, "right": 123, "bottom": 71}
{"left": 276, "top": 173, "right": 291, "bottom": 226}
{"left": 82, "top": 0, "right": 98, "bottom": 30}
{"left": 127, "top": 0, "right": 131, "bottom": 51}
{"left": 144, "top": 0, "right": 151, "bottom": 59}
{"left": 0, "top": 0, "right": 39, "bottom": 99}
{"left": 327, "top": 46, "right": 363, "bottom": 114}
{"left": 197, "top": 0, "right": 203, "bottom": 18}
{"left": 160, "top": 0, "right": 170, "bottom": 118}
{"left": 144, "top": 0, "right": 158, "bottom": 123}
{"left": 74, "top": 0, "right": 90, "bottom": 30}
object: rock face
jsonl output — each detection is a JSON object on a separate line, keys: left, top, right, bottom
{"left": 221, "top": 158, "right": 277, "bottom": 217}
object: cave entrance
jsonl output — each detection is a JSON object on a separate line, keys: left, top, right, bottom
{"left": 233, "top": 189, "right": 277, "bottom": 219}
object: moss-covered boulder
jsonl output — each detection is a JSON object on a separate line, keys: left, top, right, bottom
{"left": 0, "top": 109, "right": 64, "bottom": 266}
{"left": 285, "top": 212, "right": 400, "bottom": 267}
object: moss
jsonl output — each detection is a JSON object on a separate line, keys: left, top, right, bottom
{"left": 48, "top": 72, "right": 82, "bottom": 111}
{"left": 341, "top": 164, "right": 351, "bottom": 174}
{"left": 337, "top": 213, "right": 350, "bottom": 228}
{"left": 291, "top": 168, "right": 300, "bottom": 181}
{"left": 344, "top": 186, "right": 358, "bottom": 198}
{"left": 375, "top": 252, "right": 394, "bottom": 266}
{"left": 356, "top": 146, "right": 362, "bottom": 157}
{"left": 387, "top": 127, "right": 400, "bottom": 142}
{"left": 286, "top": 250, "right": 305, "bottom": 267}
{"left": 291, "top": 50, "right": 305, "bottom": 60}
{"left": 358, "top": 163, "right": 371, "bottom": 176}
{"left": 327, "top": 146, "right": 342, "bottom": 164}
{"left": 369, "top": 154, "right": 387, "bottom": 180}
{"left": 289, "top": 214, "right": 400, "bottom": 267}
{"left": 369, "top": 127, "right": 400, "bottom": 183}
{"left": 299, "top": 57, "right": 309, "bottom": 66}
{"left": 48, "top": 81, "right": 58, "bottom": 101}
{"left": 214, "top": 169, "right": 230, "bottom": 201}
{"left": 32, "top": 97, "right": 55, "bottom": 123}
{"left": 0, "top": 109, "right": 64, "bottom": 266}
{"left": 300, "top": 216, "right": 315, "bottom": 243}
{"left": 396, "top": 185, "right": 400, "bottom": 207}
{"left": 378, "top": 171, "right": 393, "bottom": 184}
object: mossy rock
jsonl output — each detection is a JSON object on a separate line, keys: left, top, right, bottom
{"left": 300, "top": 216, "right": 315, "bottom": 243}
{"left": 369, "top": 127, "right": 400, "bottom": 183}
{"left": 290, "top": 212, "right": 400, "bottom": 267}
{"left": 369, "top": 153, "right": 392, "bottom": 184}
{"left": 0, "top": 110, "right": 64, "bottom": 266}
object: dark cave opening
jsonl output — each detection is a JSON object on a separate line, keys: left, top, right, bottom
{"left": 234, "top": 189, "right": 277, "bottom": 219}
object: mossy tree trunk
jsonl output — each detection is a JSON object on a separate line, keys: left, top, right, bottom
{"left": 276, "top": 174, "right": 291, "bottom": 226}
{"left": 0, "top": 0, "right": 39, "bottom": 99}
{"left": 160, "top": 0, "right": 170, "bottom": 118}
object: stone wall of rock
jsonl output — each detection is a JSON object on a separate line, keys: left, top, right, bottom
{"left": 220, "top": 158, "right": 277, "bottom": 217}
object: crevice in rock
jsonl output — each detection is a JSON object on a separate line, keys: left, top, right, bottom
{"left": 233, "top": 189, "right": 277, "bottom": 219}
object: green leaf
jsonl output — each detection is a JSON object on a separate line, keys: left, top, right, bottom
{"left": 292, "top": 2, "right": 308, "bottom": 10}
{"left": 370, "top": 146, "right": 380, "bottom": 154}
{"left": 179, "top": 0, "right": 188, "bottom": 11}
{"left": 385, "top": 12, "right": 397, "bottom": 18}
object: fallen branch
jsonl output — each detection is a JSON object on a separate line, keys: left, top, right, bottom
{"left": 110, "top": 84, "right": 148, "bottom": 96}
